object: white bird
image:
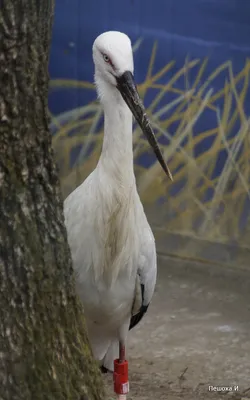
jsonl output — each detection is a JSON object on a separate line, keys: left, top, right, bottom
{"left": 64, "top": 31, "right": 172, "bottom": 393}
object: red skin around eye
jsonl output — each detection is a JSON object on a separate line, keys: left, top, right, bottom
{"left": 109, "top": 59, "right": 115, "bottom": 69}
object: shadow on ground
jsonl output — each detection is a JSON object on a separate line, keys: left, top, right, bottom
{"left": 105, "top": 255, "right": 250, "bottom": 399}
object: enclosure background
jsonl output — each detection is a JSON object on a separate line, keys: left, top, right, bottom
{"left": 49, "top": 0, "right": 250, "bottom": 268}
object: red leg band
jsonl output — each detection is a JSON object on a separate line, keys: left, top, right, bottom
{"left": 113, "top": 359, "right": 129, "bottom": 395}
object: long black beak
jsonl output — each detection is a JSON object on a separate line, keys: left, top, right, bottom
{"left": 116, "top": 71, "right": 173, "bottom": 181}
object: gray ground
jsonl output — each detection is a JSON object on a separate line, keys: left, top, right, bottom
{"left": 105, "top": 255, "right": 250, "bottom": 399}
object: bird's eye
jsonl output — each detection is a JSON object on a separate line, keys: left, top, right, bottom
{"left": 103, "top": 54, "right": 110, "bottom": 63}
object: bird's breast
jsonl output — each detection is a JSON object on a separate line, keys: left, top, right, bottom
{"left": 64, "top": 174, "right": 152, "bottom": 328}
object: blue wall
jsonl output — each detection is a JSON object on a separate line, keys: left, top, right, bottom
{"left": 48, "top": 0, "right": 250, "bottom": 237}
{"left": 49, "top": 0, "right": 250, "bottom": 182}
{"left": 49, "top": 0, "right": 250, "bottom": 115}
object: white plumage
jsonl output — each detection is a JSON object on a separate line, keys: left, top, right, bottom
{"left": 64, "top": 31, "right": 172, "bottom": 373}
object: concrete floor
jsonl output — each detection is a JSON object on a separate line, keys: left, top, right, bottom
{"left": 105, "top": 255, "right": 250, "bottom": 399}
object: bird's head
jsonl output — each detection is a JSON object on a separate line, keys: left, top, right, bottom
{"left": 93, "top": 31, "right": 134, "bottom": 86}
{"left": 92, "top": 31, "right": 173, "bottom": 181}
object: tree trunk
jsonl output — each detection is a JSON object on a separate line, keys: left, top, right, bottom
{"left": 0, "top": 2, "right": 105, "bottom": 399}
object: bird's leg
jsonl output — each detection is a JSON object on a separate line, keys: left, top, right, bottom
{"left": 113, "top": 340, "right": 129, "bottom": 399}
{"left": 119, "top": 341, "right": 125, "bottom": 362}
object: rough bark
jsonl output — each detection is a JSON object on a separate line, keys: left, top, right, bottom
{"left": 0, "top": 1, "right": 105, "bottom": 399}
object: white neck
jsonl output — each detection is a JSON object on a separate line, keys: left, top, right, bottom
{"left": 97, "top": 80, "right": 135, "bottom": 187}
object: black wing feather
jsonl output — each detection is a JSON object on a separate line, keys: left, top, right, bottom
{"left": 129, "top": 283, "right": 149, "bottom": 330}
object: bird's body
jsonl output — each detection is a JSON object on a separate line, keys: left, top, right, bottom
{"left": 63, "top": 31, "right": 172, "bottom": 382}
{"left": 65, "top": 170, "right": 156, "bottom": 368}
{"left": 64, "top": 87, "right": 156, "bottom": 370}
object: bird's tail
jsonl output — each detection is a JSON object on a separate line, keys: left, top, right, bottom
{"left": 102, "top": 340, "right": 119, "bottom": 372}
